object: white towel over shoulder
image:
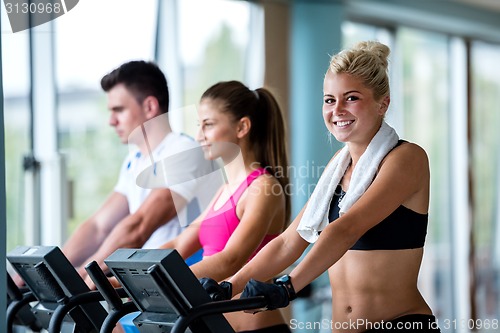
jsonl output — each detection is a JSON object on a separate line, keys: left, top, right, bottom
{"left": 296, "top": 121, "right": 399, "bottom": 243}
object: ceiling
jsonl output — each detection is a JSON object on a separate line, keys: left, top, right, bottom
{"left": 454, "top": 0, "right": 500, "bottom": 12}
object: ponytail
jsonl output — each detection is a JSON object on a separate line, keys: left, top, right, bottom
{"left": 254, "top": 88, "right": 291, "bottom": 225}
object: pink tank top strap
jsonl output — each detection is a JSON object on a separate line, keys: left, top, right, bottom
{"left": 198, "top": 167, "right": 271, "bottom": 257}
{"left": 230, "top": 167, "right": 268, "bottom": 204}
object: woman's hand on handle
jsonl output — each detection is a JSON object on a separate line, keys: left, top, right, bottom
{"left": 199, "top": 277, "right": 233, "bottom": 301}
{"left": 240, "top": 276, "right": 297, "bottom": 312}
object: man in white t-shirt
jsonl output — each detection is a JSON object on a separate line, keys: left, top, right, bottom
{"left": 62, "top": 61, "right": 219, "bottom": 283}
{"left": 115, "top": 129, "right": 202, "bottom": 249}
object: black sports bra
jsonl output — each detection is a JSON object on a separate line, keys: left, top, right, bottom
{"left": 328, "top": 185, "right": 428, "bottom": 250}
{"left": 327, "top": 140, "right": 428, "bottom": 250}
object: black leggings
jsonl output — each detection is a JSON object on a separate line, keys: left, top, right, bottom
{"left": 363, "top": 314, "right": 441, "bottom": 332}
{"left": 238, "top": 323, "right": 291, "bottom": 333}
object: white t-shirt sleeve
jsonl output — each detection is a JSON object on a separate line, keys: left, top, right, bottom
{"left": 114, "top": 155, "right": 133, "bottom": 195}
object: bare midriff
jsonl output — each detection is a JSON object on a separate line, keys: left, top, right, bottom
{"left": 328, "top": 248, "right": 432, "bottom": 333}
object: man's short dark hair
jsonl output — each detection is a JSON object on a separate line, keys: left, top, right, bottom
{"left": 101, "top": 60, "right": 169, "bottom": 114}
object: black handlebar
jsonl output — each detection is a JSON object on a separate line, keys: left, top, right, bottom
{"left": 171, "top": 296, "right": 268, "bottom": 333}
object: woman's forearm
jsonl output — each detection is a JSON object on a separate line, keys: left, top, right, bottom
{"left": 229, "top": 231, "right": 308, "bottom": 295}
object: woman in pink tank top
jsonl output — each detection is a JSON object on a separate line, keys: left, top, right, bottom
{"left": 159, "top": 80, "right": 292, "bottom": 333}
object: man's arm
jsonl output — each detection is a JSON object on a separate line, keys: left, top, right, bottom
{"left": 79, "top": 188, "right": 187, "bottom": 281}
{"left": 62, "top": 192, "right": 129, "bottom": 268}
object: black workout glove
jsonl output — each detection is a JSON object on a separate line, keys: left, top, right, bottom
{"left": 199, "top": 277, "right": 232, "bottom": 301}
{"left": 241, "top": 276, "right": 296, "bottom": 311}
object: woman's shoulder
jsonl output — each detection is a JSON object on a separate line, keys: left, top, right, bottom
{"left": 246, "top": 170, "right": 284, "bottom": 197}
{"left": 250, "top": 170, "right": 282, "bottom": 187}
{"left": 391, "top": 141, "right": 429, "bottom": 163}
{"left": 381, "top": 140, "right": 429, "bottom": 177}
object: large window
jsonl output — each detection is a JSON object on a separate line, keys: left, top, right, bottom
{"left": 1, "top": 7, "right": 30, "bottom": 250}
{"left": 471, "top": 41, "right": 500, "bottom": 321}
{"left": 55, "top": 0, "right": 157, "bottom": 235}
{"left": 395, "top": 28, "right": 453, "bottom": 321}
{"left": 3, "top": 0, "right": 258, "bottom": 250}
{"left": 179, "top": 0, "right": 251, "bottom": 104}
{"left": 176, "top": 0, "right": 254, "bottom": 138}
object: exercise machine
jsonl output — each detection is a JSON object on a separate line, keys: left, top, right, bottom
{"left": 7, "top": 246, "right": 108, "bottom": 333}
{"left": 104, "top": 248, "right": 267, "bottom": 333}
